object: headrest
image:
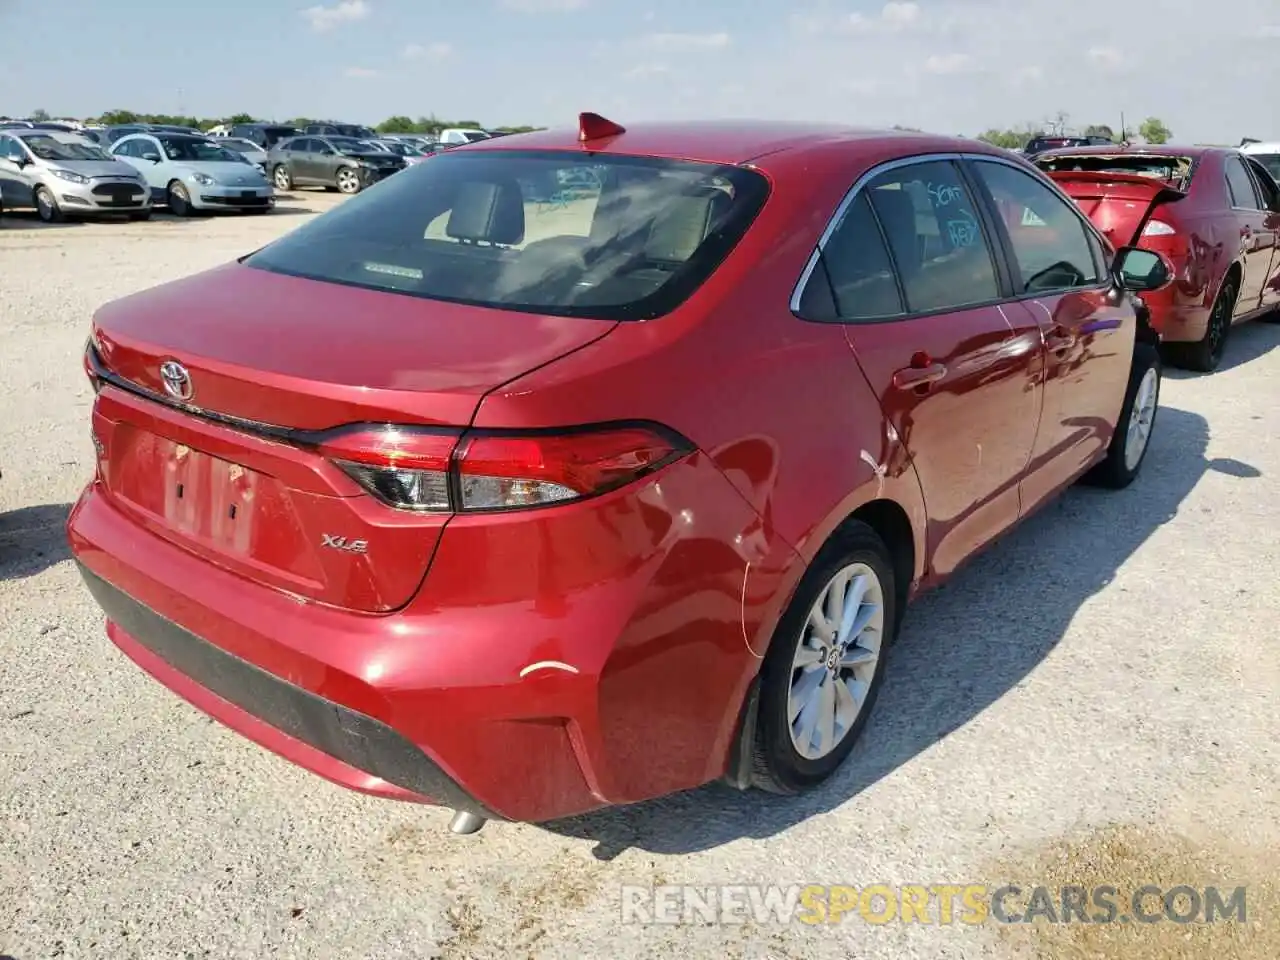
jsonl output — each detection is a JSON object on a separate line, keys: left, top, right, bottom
{"left": 644, "top": 187, "right": 731, "bottom": 262}
{"left": 867, "top": 187, "right": 921, "bottom": 269}
{"left": 446, "top": 180, "right": 525, "bottom": 245}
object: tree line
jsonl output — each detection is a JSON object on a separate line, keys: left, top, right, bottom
{"left": 975, "top": 116, "right": 1172, "bottom": 148}
{"left": 10, "top": 106, "right": 1171, "bottom": 145}
{"left": 12, "top": 107, "right": 542, "bottom": 137}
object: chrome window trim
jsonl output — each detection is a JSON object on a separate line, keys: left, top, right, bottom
{"left": 789, "top": 150, "right": 1119, "bottom": 314}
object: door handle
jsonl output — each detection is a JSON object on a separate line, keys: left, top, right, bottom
{"left": 892, "top": 361, "right": 947, "bottom": 390}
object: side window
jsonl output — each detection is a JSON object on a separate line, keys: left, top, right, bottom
{"left": 0, "top": 135, "right": 22, "bottom": 161}
{"left": 812, "top": 192, "right": 904, "bottom": 320}
{"left": 970, "top": 159, "right": 1102, "bottom": 293}
{"left": 292, "top": 138, "right": 315, "bottom": 153}
{"left": 1225, "top": 156, "right": 1261, "bottom": 210}
{"left": 864, "top": 160, "right": 1001, "bottom": 313}
{"left": 1245, "top": 159, "right": 1280, "bottom": 212}
{"left": 114, "top": 139, "right": 136, "bottom": 157}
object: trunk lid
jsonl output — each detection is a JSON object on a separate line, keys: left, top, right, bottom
{"left": 1043, "top": 170, "right": 1188, "bottom": 247}
{"left": 89, "top": 262, "right": 616, "bottom": 612}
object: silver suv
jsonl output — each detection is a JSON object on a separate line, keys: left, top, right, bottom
{"left": 0, "top": 129, "right": 152, "bottom": 223}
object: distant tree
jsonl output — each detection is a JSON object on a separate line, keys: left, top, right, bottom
{"left": 976, "top": 128, "right": 1025, "bottom": 149}
{"left": 98, "top": 109, "right": 139, "bottom": 125}
{"left": 30, "top": 107, "right": 51, "bottom": 122}
{"left": 377, "top": 115, "right": 417, "bottom": 133}
{"left": 227, "top": 113, "right": 256, "bottom": 125}
{"left": 1139, "top": 116, "right": 1172, "bottom": 144}
{"left": 289, "top": 118, "right": 314, "bottom": 128}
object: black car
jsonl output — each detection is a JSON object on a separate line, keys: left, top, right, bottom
{"left": 1023, "top": 135, "right": 1115, "bottom": 156}
{"left": 106, "top": 124, "right": 154, "bottom": 144}
{"left": 228, "top": 123, "right": 301, "bottom": 150}
{"left": 304, "top": 121, "right": 378, "bottom": 140}
{"left": 266, "top": 136, "right": 406, "bottom": 194}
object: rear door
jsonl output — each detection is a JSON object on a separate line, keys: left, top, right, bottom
{"left": 1224, "top": 153, "right": 1270, "bottom": 313}
{"left": 968, "top": 156, "right": 1135, "bottom": 510}
{"left": 290, "top": 138, "right": 320, "bottom": 183}
{"left": 802, "top": 157, "right": 1044, "bottom": 579}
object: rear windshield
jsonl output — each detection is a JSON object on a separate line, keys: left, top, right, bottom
{"left": 1033, "top": 153, "right": 1195, "bottom": 190}
{"left": 244, "top": 149, "right": 771, "bottom": 321}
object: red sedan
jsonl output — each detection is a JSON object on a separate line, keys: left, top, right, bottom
{"left": 69, "top": 115, "right": 1172, "bottom": 833}
{"left": 1032, "top": 145, "right": 1280, "bottom": 371}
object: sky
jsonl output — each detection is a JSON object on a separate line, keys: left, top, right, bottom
{"left": 1, "top": 0, "right": 1277, "bottom": 143}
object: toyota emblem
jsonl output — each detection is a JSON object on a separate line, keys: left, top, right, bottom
{"left": 159, "top": 360, "right": 193, "bottom": 401}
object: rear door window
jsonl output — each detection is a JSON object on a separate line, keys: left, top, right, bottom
{"left": 863, "top": 160, "right": 1002, "bottom": 313}
{"left": 806, "top": 192, "right": 904, "bottom": 321}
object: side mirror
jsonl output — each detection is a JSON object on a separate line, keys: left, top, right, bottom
{"left": 1112, "top": 246, "right": 1174, "bottom": 293}
{"left": 13, "top": 155, "right": 29, "bottom": 168}
{"left": 141, "top": 153, "right": 161, "bottom": 163}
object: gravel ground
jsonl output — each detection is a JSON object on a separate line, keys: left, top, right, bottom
{"left": 1, "top": 194, "right": 1278, "bottom": 960}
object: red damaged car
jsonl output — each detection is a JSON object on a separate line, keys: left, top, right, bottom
{"left": 69, "top": 115, "right": 1172, "bottom": 833}
{"left": 1032, "top": 145, "right": 1280, "bottom": 371}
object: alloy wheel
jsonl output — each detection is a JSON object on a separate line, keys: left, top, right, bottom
{"left": 337, "top": 169, "right": 360, "bottom": 194}
{"left": 787, "top": 562, "right": 885, "bottom": 761}
{"left": 1123, "top": 366, "right": 1159, "bottom": 471}
{"left": 273, "top": 166, "right": 291, "bottom": 190}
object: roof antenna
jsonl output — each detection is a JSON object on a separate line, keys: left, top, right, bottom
{"left": 578, "top": 111, "right": 625, "bottom": 143}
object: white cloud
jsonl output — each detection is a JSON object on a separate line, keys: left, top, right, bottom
{"left": 924, "top": 52, "right": 973, "bottom": 74}
{"left": 642, "top": 31, "right": 731, "bottom": 50}
{"left": 343, "top": 66, "right": 379, "bottom": 78}
{"left": 838, "top": 2, "right": 924, "bottom": 33}
{"left": 498, "top": 0, "right": 587, "bottom": 11}
{"left": 403, "top": 41, "right": 453, "bottom": 59}
{"left": 300, "top": 0, "right": 369, "bottom": 32}
{"left": 881, "top": 2, "right": 921, "bottom": 26}
{"left": 1087, "top": 45, "right": 1123, "bottom": 68}
{"left": 624, "top": 63, "right": 672, "bottom": 79}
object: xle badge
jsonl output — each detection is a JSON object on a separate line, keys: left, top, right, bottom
{"left": 321, "top": 534, "right": 369, "bottom": 554}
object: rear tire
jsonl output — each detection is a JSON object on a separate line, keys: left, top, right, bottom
{"left": 1083, "top": 341, "right": 1161, "bottom": 489}
{"left": 1169, "top": 277, "right": 1236, "bottom": 372}
{"left": 272, "top": 165, "right": 293, "bottom": 191}
{"left": 751, "top": 522, "right": 897, "bottom": 795}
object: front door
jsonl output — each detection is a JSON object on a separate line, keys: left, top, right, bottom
{"left": 966, "top": 156, "right": 1136, "bottom": 510}
{"left": 1224, "top": 153, "right": 1272, "bottom": 314}
{"left": 1242, "top": 156, "right": 1280, "bottom": 311}
{"left": 814, "top": 158, "right": 1043, "bottom": 580}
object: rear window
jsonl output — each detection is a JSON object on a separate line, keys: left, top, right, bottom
{"left": 1032, "top": 153, "right": 1195, "bottom": 190}
{"left": 244, "top": 149, "right": 771, "bottom": 321}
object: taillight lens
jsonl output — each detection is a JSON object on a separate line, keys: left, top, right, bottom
{"left": 312, "top": 423, "right": 690, "bottom": 513}
{"left": 316, "top": 426, "right": 457, "bottom": 512}
{"left": 1141, "top": 219, "right": 1175, "bottom": 237}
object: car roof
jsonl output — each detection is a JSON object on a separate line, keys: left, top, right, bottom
{"left": 1241, "top": 141, "right": 1280, "bottom": 153}
{"left": 460, "top": 119, "right": 1003, "bottom": 166}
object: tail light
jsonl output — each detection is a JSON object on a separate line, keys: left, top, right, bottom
{"left": 312, "top": 423, "right": 692, "bottom": 513}
{"left": 1141, "top": 220, "right": 1176, "bottom": 237}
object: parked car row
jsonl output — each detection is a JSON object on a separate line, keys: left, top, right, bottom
{"left": 70, "top": 113, "right": 1217, "bottom": 837}
{"left": 0, "top": 126, "right": 275, "bottom": 222}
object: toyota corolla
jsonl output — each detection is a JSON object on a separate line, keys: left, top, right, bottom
{"left": 69, "top": 114, "right": 1173, "bottom": 834}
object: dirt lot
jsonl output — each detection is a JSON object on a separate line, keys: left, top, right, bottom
{"left": 2, "top": 191, "right": 1279, "bottom": 960}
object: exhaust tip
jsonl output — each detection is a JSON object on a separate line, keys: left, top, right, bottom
{"left": 449, "top": 810, "right": 487, "bottom": 835}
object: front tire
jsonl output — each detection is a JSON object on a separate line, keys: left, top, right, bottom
{"left": 1083, "top": 341, "right": 1161, "bottom": 489}
{"left": 751, "top": 522, "right": 897, "bottom": 795}
{"left": 167, "top": 180, "right": 195, "bottom": 217}
{"left": 35, "top": 186, "right": 64, "bottom": 223}
{"left": 335, "top": 166, "right": 361, "bottom": 194}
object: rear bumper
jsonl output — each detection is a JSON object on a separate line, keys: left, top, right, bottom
{"left": 68, "top": 456, "right": 798, "bottom": 823}
{"left": 79, "top": 562, "right": 496, "bottom": 818}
